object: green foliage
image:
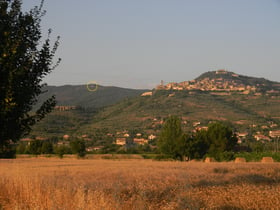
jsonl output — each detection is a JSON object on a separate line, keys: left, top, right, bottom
{"left": 157, "top": 116, "right": 185, "bottom": 160}
{"left": 100, "top": 144, "right": 121, "bottom": 154}
{"left": 250, "top": 141, "right": 264, "bottom": 153}
{"left": 215, "top": 151, "right": 235, "bottom": 162}
{"left": 16, "top": 142, "right": 27, "bottom": 154}
{"left": 28, "top": 140, "right": 42, "bottom": 155}
{"left": 41, "top": 141, "right": 53, "bottom": 154}
{"left": 0, "top": 0, "right": 60, "bottom": 157}
{"left": 194, "top": 122, "right": 238, "bottom": 161}
{"left": 55, "top": 145, "right": 71, "bottom": 158}
{"left": 0, "top": 143, "right": 16, "bottom": 158}
{"left": 70, "top": 139, "right": 86, "bottom": 158}
{"left": 189, "top": 130, "right": 209, "bottom": 159}
{"left": 17, "top": 140, "right": 54, "bottom": 155}
{"left": 206, "top": 122, "right": 238, "bottom": 158}
{"left": 157, "top": 118, "right": 238, "bottom": 161}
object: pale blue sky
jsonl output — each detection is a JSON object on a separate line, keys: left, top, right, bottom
{"left": 23, "top": 0, "right": 280, "bottom": 89}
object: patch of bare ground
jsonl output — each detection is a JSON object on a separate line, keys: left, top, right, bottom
{"left": 0, "top": 159, "right": 279, "bottom": 209}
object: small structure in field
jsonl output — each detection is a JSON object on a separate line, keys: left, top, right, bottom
{"left": 261, "top": 157, "right": 274, "bottom": 163}
{"left": 234, "top": 157, "right": 246, "bottom": 163}
{"left": 204, "top": 157, "right": 215, "bottom": 163}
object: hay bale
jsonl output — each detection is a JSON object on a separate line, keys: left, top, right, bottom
{"left": 204, "top": 157, "right": 215, "bottom": 163}
{"left": 261, "top": 157, "right": 274, "bottom": 163}
{"left": 234, "top": 157, "right": 246, "bottom": 163}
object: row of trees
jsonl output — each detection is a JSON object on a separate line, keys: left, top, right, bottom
{"left": 157, "top": 116, "right": 238, "bottom": 161}
{"left": 17, "top": 139, "right": 86, "bottom": 158}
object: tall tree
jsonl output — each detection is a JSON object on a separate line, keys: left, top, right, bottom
{"left": 0, "top": 0, "right": 60, "bottom": 157}
{"left": 157, "top": 116, "right": 185, "bottom": 160}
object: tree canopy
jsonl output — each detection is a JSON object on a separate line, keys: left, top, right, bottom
{"left": 158, "top": 116, "right": 238, "bottom": 161}
{"left": 194, "top": 122, "right": 238, "bottom": 161}
{"left": 157, "top": 116, "right": 185, "bottom": 160}
{"left": 0, "top": 0, "right": 60, "bottom": 157}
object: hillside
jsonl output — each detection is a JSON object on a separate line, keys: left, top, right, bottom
{"left": 82, "top": 89, "right": 280, "bottom": 132}
{"left": 35, "top": 85, "right": 148, "bottom": 109}
{"left": 29, "top": 71, "right": 280, "bottom": 142}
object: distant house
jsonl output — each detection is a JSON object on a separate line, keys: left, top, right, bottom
{"left": 196, "top": 126, "right": 208, "bottom": 131}
{"left": 237, "top": 137, "right": 242, "bottom": 144}
{"left": 57, "top": 141, "right": 70, "bottom": 146}
{"left": 148, "top": 134, "right": 156, "bottom": 140}
{"left": 236, "top": 132, "right": 248, "bottom": 138}
{"left": 133, "top": 138, "right": 148, "bottom": 145}
{"left": 141, "top": 92, "right": 153, "bottom": 96}
{"left": 216, "top": 69, "right": 227, "bottom": 74}
{"left": 136, "top": 133, "right": 142, "bottom": 137}
{"left": 254, "top": 135, "right": 271, "bottom": 141}
{"left": 270, "top": 124, "right": 278, "bottom": 128}
{"left": 123, "top": 133, "right": 130, "bottom": 138}
{"left": 193, "top": 122, "right": 201, "bottom": 127}
{"left": 115, "top": 138, "right": 126, "bottom": 146}
{"left": 269, "top": 130, "right": 280, "bottom": 138}
{"left": 86, "top": 146, "right": 104, "bottom": 152}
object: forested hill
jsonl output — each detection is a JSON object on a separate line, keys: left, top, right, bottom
{"left": 36, "top": 85, "right": 148, "bottom": 109}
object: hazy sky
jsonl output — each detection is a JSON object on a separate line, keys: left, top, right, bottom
{"left": 23, "top": 0, "right": 280, "bottom": 89}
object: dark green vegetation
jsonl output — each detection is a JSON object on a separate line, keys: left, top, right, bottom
{"left": 157, "top": 116, "right": 185, "bottom": 160}
{"left": 16, "top": 139, "right": 86, "bottom": 158}
{"left": 35, "top": 85, "right": 148, "bottom": 109}
{"left": 158, "top": 117, "right": 238, "bottom": 161}
{"left": 0, "top": 0, "right": 60, "bottom": 157}
{"left": 80, "top": 89, "right": 280, "bottom": 132}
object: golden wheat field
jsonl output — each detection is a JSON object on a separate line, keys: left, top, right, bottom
{"left": 0, "top": 157, "right": 280, "bottom": 210}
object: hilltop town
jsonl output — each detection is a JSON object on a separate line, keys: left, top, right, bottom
{"left": 155, "top": 70, "right": 280, "bottom": 95}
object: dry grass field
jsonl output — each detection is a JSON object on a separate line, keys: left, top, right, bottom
{"left": 0, "top": 158, "right": 279, "bottom": 210}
